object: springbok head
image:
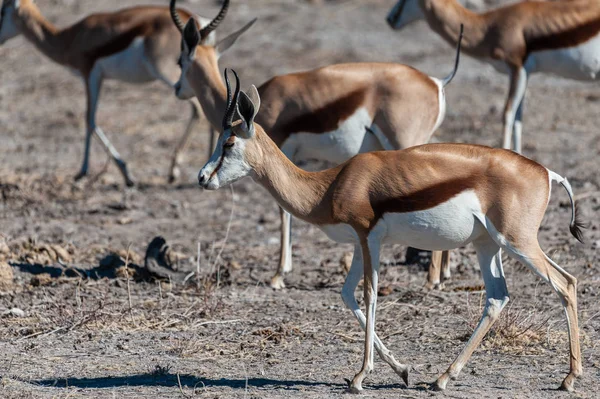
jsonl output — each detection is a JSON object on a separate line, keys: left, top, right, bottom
{"left": 170, "top": 0, "right": 256, "bottom": 99}
{"left": 198, "top": 69, "right": 261, "bottom": 190}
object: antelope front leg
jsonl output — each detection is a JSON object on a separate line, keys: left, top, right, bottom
{"left": 349, "top": 237, "right": 382, "bottom": 393}
{"left": 270, "top": 207, "right": 293, "bottom": 289}
{"left": 512, "top": 94, "right": 525, "bottom": 155}
{"left": 342, "top": 244, "right": 409, "bottom": 388}
{"left": 78, "top": 73, "right": 134, "bottom": 186}
{"left": 502, "top": 65, "right": 528, "bottom": 153}
{"left": 75, "top": 73, "right": 102, "bottom": 182}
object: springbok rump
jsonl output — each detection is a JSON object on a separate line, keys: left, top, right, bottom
{"left": 194, "top": 69, "right": 585, "bottom": 393}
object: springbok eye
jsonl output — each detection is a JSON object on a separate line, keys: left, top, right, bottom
{"left": 176, "top": 57, "right": 182, "bottom": 68}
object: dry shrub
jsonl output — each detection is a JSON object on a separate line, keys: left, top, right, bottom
{"left": 465, "top": 295, "right": 552, "bottom": 355}
{"left": 253, "top": 324, "right": 305, "bottom": 345}
{"left": 480, "top": 306, "right": 550, "bottom": 355}
{"left": 9, "top": 238, "right": 74, "bottom": 266}
{"left": 0, "top": 261, "right": 14, "bottom": 288}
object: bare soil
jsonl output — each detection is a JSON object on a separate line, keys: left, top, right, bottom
{"left": 0, "top": 0, "right": 599, "bottom": 398}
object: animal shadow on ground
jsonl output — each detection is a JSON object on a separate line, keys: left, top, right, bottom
{"left": 27, "top": 373, "right": 422, "bottom": 392}
{"left": 29, "top": 373, "right": 349, "bottom": 392}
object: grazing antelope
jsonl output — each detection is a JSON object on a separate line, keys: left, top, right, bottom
{"left": 197, "top": 69, "right": 584, "bottom": 392}
{"left": 0, "top": 0, "right": 220, "bottom": 185}
{"left": 387, "top": 0, "right": 600, "bottom": 153}
{"left": 172, "top": 0, "right": 462, "bottom": 289}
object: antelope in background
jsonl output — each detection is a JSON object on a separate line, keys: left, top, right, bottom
{"left": 387, "top": 0, "right": 600, "bottom": 153}
{"left": 171, "top": 0, "right": 463, "bottom": 290}
{"left": 196, "top": 69, "right": 585, "bottom": 392}
{"left": 0, "top": 0, "right": 220, "bottom": 185}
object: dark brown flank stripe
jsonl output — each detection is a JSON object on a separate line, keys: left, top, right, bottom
{"left": 527, "top": 16, "right": 600, "bottom": 54}
{"left": 368, "top": 177, "right": 477, "bottom": 230}
{"left": 277, "top": 88, "right": 367, "bottom": 135}
{"left": 77, "top": 7, "right": 194, "bottom": 71}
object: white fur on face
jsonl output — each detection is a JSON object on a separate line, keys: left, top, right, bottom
{"left": 198, "top": 130, "right": 252, "bottom": 190}
{"left": 386, "top": 0, "right": 424, "bottom": 30}
{"left": 0, "top": 1, "right": 20, "bottom": 45}
{"left": 174, "top": 41, "right": 196, "bottom": 100}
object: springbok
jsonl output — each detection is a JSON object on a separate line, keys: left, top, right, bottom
{"left": 197, "top": 69, "right": 584, "bottom": 392}
{"left": 0, "top": 0, "right": 220, "bottom": 185}
{"left": 387, "top": 0, "right": 600, "bottom": 153}
{"left": 172, "top": 0, "right": 463, "bottom": 290}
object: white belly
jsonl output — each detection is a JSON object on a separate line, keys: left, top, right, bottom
{"left": 280, "top": 108, "right": 381, "bottom": 164}
{"left": 319, "top": 190, "right": 486, "bottom": 250}
{"left": 377, "top": 190, "right": 485, "bottom": 250}
{"left": 95, "top": 37, "right": 155, "bottom": 83}
{"left": 527, "top": 33, "right": 600, "bottom": 80}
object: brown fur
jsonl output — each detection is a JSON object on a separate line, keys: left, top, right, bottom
{"left": 241, "top": 122, "right": 552, "bottom": 243}
{"left": 14, "top": 1, "right": 198, "bottom": 76}
{"left": 418, "top": 0, "right": 600, "bottom": 66}
{"left": 186, "top": 48, "right": 442, "bottom": 150}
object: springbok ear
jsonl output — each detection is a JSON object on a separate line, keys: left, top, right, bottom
{"left": 215, "top": 18, "right": 257, "bottom": 57}
{"left": 183, "top": 19, "right": 200, "bottom": 56}
{"left": 237, "top": 90, "right": 257, "bottom": 137}
{"left": 246, "top": 85, "right": 260, "bottom": 117}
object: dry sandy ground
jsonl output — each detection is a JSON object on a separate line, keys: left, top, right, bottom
{"left": 0, "top": 0, "right": 599, "bottom": 398}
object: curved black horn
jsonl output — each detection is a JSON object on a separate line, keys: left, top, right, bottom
{"left": 200, "top": 0, "right": 230, "bottom": 40}
{"left": 170, "top": 0, "right": 185, "bottom": 33}
{"left": 222, "top": 68, "right": 233, "bottom": 129}
{"left": 222, "top": 69, "right": 240, "bottom": 129}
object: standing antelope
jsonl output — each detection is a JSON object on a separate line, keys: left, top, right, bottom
{"left": 172, "top": 0, "right": 463, "bottom": 289}
{"left": 0, "top": 0, "right": 220, "bottom": 185}
{"left": 197, "top": 69, "right": 584, "bottom": 392}
{"left": 387, "top": 0, "right": 600, "bottom": 153}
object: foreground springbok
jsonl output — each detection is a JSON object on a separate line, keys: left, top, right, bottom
{"left": 172, "top": 0, "right": 462, "bottom": 289}
{"left": 387, "top": 0, "right": 600, "bottom": 153}
{"left": 198, "top": 69, "right": 584, "bottom": 392}
{"left": 0, "top": 0, "right": 220, "bottom": 185}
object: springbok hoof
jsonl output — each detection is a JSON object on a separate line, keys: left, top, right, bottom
{"left": 433, "top": 373, "right": 450, "bottom": 391}
{"left": 168, "top": 166, "right": 180, "bottom": 184}
{"left": 270, "top": 275, "right": 286, "bottom": 290}
{"left": 74, "top": 171, "right": 87, "bottom": 181}
{"left": 559, "top": 374, "right": 577, "bottom": 392}
{"left": 345, "top": 378, "right": 363, "bottom": 394}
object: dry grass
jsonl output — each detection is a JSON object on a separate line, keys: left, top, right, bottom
{"left": 464, "top": 294, "right": 552, "bottom": 355}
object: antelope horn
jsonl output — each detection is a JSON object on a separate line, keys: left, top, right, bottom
{"left": 169, "top": 0, "right": 185, "bottom": 33}
{"left": 222, "top": 68, "right": 233, "bottom": 129}
{"left": 200, "top": 0, "right": 230, "bottom": 40}
{"left": 222, "top": 69, "right": 240, "bottom": 129}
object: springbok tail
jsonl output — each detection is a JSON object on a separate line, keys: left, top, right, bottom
{"left": 549, "top": 170, "right": 586, "bottom": 243}
{"left": 441, "top": 24, "right": 464, "bottom": 87}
